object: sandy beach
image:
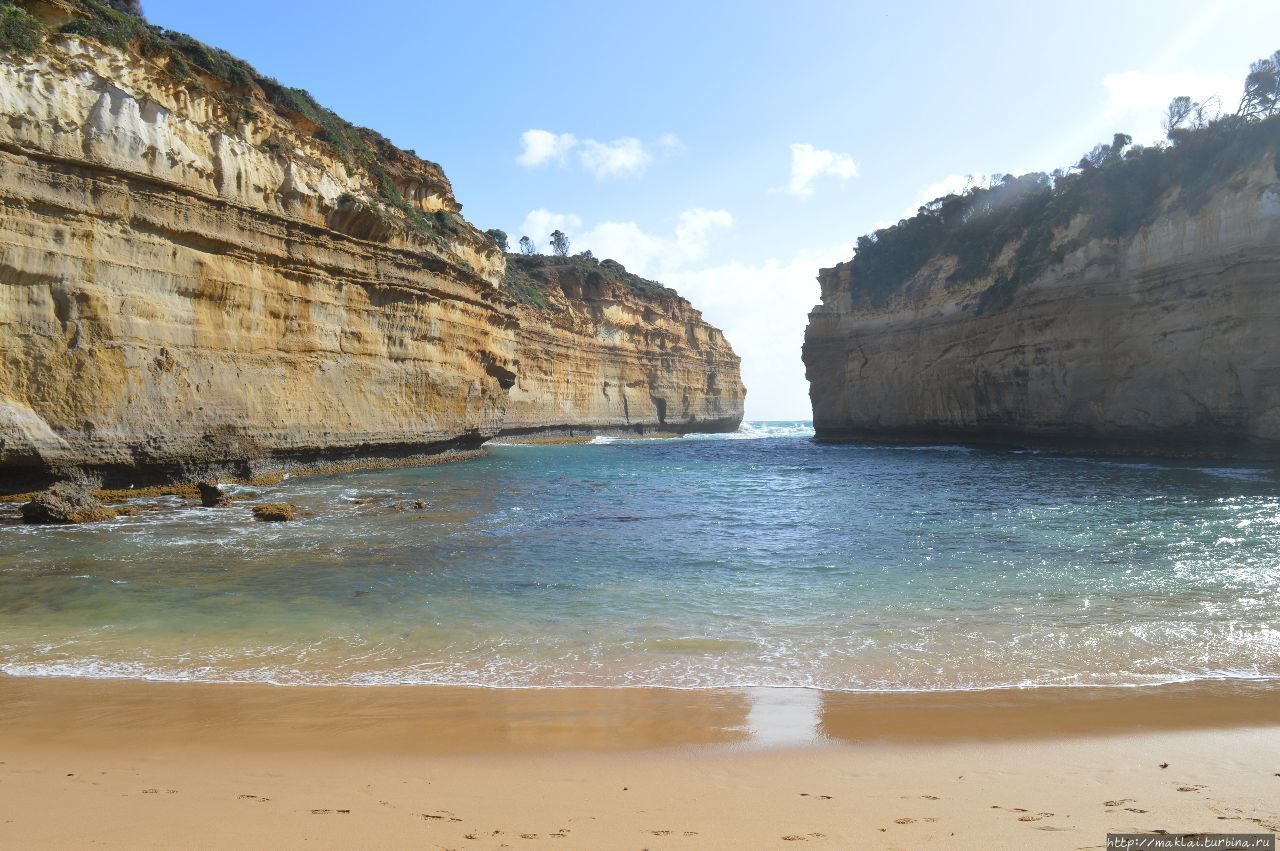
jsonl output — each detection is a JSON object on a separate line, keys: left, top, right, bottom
{"left": 0, "top": 677, "right": 1276, "bottom": 849}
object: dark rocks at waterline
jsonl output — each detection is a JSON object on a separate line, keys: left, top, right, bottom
{"left": 252, "top": 503, "right": 297, "bottom": 522}
{"left": 20, "top": 481, "right": 116, "bottom": 524}
{"left": 197, "top": 481, "right": 232, "bottom": 508}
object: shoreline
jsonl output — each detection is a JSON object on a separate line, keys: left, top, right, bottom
{"left": 2, "top": 676, "right": 1278, "bottom": 753}
{"left": 0, "top": 677, "right": 1275, "bottom": 848}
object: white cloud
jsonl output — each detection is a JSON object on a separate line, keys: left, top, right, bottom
{"left": 512, "top": 204, "right": 842, "bottom": 419}
{"left": 1099, "top": 69, "right": 1235, "bottom": 143}
{"left": 674, "top": 208, "right": 734, "bottom": 262}
{"left": 784, "top": 143, "right": 859, "bottom": 197}
{"left": 518, "top": 209, "right": 584, "bottom": 252}
{"left": 516, "top": 130, "right": 680, "bottom": 178}
{"left": 514, "top": 207, "right": 732, "bottom": 275}
{"left": 665, "top": 243, "right": 853, "bottom": 420}
{"left": 516, "top": 129, "right": 578, "bottom": 167}
{"left": 579, "top": 137, "right": 652, "bottom": 178}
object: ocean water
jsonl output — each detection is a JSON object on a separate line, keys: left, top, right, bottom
{"left": 1, "top": 422, "right": 1278, "bottom": 692}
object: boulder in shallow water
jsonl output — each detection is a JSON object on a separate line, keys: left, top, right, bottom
{"left": 197, "top": 481, "right": 231, "bottom": 508}
{"left": 252, "top": 503, "right": 297, "bottom": 522}
{"left": 20, "top": 481, "right": 116, "bottom": 524}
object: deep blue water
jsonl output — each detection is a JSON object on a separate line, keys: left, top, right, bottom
{"left": 1, "top": 422, "right": 1278, "bottom": 691}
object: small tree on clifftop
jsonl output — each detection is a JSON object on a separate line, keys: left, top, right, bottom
{"left": 550, "top": 230, "right": 570, "bottom": 257}
{"left": 484, "top": 229, "right": 509, "bottom": 251}
{"left": 1239, "top": 51, "right": 1280, "bottom": 119}
{"left": 518, "top": 235, "right": 536, "bottom": 255}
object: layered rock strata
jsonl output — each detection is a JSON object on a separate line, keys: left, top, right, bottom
{"left": 804, "top": 144, "right": 1280, "bottom": 458}
{"left": 0, "top": 2, "right": 516, "bottom": 490}
{"left": 501, "top": 256, "right": 744, "bottom": 436}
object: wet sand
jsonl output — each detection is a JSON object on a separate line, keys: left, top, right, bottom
{"left": 0, "top": 677, "right": 1276, "bottom": 848}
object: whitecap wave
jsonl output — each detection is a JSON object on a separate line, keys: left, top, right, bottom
{"left": 681, "top": 422, "right": 816, "bottom": 442}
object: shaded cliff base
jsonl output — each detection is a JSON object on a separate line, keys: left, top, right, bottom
{"left": 488, "top": 420, "right": 742, "bottom": 444}
{"left": 0, "top": 438, "right": 488, "bottom": 499}
{"left": 812, "top": 425, "right": 1280, "bottom": 461}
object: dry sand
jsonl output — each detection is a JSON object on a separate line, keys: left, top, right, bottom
{"left": 0, "top": 677, "right": 1276, "bottom": 849}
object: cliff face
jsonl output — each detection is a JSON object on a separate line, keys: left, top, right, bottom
{"left": 804, "top": 134, "right": 1280, "bottom": 457}
{"left": 0, "top": 2, "right": 746, "bottom": 491}
{"left": 501, "top": 256, "right": 744, "bottom": 435}
{"left": 0, "top": 2, "right": 517, "bottom": 489}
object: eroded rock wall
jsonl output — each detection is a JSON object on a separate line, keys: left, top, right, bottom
{"left": 0, "top": 23, "right": 516, "bottom": 489}
{"left": 803, "top": 155, "right": 1280, "bottom": 457}
{"left": 502, "top": 260, "right": 744, "bottom": 436}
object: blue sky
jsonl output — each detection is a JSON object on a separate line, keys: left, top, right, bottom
{"left": 145, "top": 0, "right": 1280, "bottom": 419}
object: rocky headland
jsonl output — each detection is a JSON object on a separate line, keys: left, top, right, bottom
{"left": 500, "top": 254, "right": 744, "bottom": 438}
{"left": 0, "top": 0, "right": 742, "bottom": 498}
{"left": 804, "top": 116, "right": 1280, "bottom": 458}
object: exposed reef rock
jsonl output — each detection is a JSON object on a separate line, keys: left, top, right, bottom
{"left": 252, "top": 503, "right": 296, "bottom": 522}
{"left": 500, "top": 255, "right": 744, "bottom": 437}
{"left": 20, "top": 479, "right": 114, "bottom": 523}
{"left": 196, "top": 481, "right": 230, "bottom": 508}
{"left": 0, "top": 1, "right": 516, "bottom": 491}
{"left": 804, "top": 119, "right": 1280, "bottom": 458}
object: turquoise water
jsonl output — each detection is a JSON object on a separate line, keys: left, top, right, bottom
{"left": 1, "top": 422, "right": 1279, "bottom": 691}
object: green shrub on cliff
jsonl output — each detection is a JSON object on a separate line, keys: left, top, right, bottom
{"left": 0, "top": 1, "right": 43, "bottom": 54}
{"left": 844, "top": 51, "right": 1280, "bottom": 311}
{"left": 504, "top": 254, "right": 673, "bottom": 310}
{"left": 59, "top": 0, "right": 163, "bottom": 53}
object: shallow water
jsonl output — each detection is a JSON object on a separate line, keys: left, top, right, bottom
{"left": 2, "top": 422, "right": 1278, "bottom": 691}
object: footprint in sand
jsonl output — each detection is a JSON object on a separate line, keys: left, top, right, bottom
{"left": 421, "top": 812, "right": 464, "bottom": 823}
{"left": 1016, "top": 812, "right": 1055, "bottom": 822}
{"left": 894, "top": 817, "right": 915, "bottom": 824}
{"left": 922, "top": 795, "right": 941, "bottom": 800}
{"left": 238, "top": 794, "right": 270, "bottom": 803}
{"left": 1125, "top": 808, "right": 1148, "bottom": 814}
{"left": 465, "top": 835, "right": 479, "bottom": 840}
{"left": 520, "top": 834, "right": 538, "bottom": 839}
{"left": 1103, "top": 799, "right": 1135, "bottom": 807}
{"left": 684, "top": 832, "right": 698, "bottom": 836}
{"left": 1177, "top": 785, "right": 1206, "bottom": 792}
{"left": 650, "top": 830, "right": 672, "bottom": 836}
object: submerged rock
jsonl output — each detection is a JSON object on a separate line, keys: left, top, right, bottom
{"left": 20, "top": 481, "right": 116, "bottom": 524}
{"left": 197, "top": 482, "right": 232, "bottom": 508}
{"left": 252, "top": 503, "right": 297, "bottom": 522}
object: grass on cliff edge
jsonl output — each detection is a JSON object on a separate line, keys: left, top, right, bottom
{"left": 839, "top": 106, "right": 1280, "bottom": 312}
{"left": 0, "top": 0, "right": 462, "bottom": 245}
{"left": 504, "top": 253, "right": 676, "bottom": 310}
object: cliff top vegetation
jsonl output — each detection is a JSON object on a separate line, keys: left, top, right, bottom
{"left": 504, "top": 252, "right": 677, "bottom": 311}
{"left": 838, "top": 50, "right": 1280, "bottom": 311}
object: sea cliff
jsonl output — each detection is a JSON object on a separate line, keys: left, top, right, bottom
{"left": 501, "top": 255, "right": 744, "bottom": 437}
{"left": 803, "top": 118, "right": 1280, "bottom": 458}
{"left": 0, "top": 1, "right": 742, "bottom": 492}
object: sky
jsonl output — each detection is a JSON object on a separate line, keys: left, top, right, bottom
{"left": 143, "top": 0, "right": 1280, "bottom": 419}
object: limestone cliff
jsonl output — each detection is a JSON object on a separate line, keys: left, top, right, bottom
{"left": 0, "top": 0, "right": 517, "bottom": 490}
{"left": 804, "top": 119, "right": 1280, "bottom": 457}
{"left": 501, "top": 255, "right": 744, "bottom": 436}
